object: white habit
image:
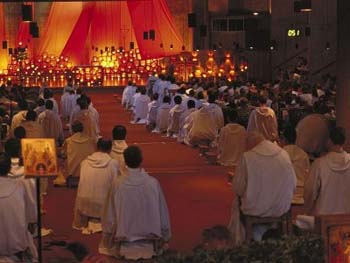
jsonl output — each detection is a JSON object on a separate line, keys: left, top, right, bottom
{"left": 99, "top": 168, "right": 171, "bottom": 260}
{"left": 73, "top": 152, "right": 119, "bottom": 228}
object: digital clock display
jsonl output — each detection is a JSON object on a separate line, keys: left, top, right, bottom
{"left": 288, "top": 29, "right": 301, "bottom": 37}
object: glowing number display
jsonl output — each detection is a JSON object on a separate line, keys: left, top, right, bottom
{"left": 288, "top": 29, "right": 301, "bottom": 37}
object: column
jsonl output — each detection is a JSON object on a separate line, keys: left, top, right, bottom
{"left": 336, "top": 0, "right": 350, "bottom": 147}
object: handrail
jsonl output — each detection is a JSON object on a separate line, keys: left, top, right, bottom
{"left": 311, "top": 60, "right": 336, "bottom": 76}
{"left": 273, "top": 48, "right": 308, "bottom": 70}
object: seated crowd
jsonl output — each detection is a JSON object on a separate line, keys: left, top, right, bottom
{"left": 0, "top": 69, "right": 347, "bottom": 262}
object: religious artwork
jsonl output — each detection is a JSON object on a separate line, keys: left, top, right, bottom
{"left": 329, "top": 226, "right": 350, "bottom": 263}
{"left": 21, "top": 138, "right": 58, "bottom": 177}
{"left": 316, "top": 215, "right": 350, "bottom": 263}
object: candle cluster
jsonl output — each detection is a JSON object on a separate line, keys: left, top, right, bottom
{"left": 0, "top": 46, "right": 248, "bottom": 87}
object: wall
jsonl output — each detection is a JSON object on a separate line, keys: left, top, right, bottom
{"left": 270, "top": 0, "right": 337, "bottom": 81}
{"left": 192, "top": 0, "right": 337, "bottom": 82}
{"left": 166, "top": 0, "right": 193, "bottom": 51}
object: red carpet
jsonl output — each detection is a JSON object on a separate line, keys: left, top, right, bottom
{"left": 42, "top": 92, "right": 233, "bottom": 259}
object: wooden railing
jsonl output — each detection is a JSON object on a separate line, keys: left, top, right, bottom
{"left": 311, "top": 60, "right": 336, "bottom": 77}
{"left": 273, "top": 48, "right": 308, "bottom": 70}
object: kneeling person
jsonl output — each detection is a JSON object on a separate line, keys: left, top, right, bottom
{"left": 73, "top": 139, "right": 119, "bottom": 234}
{"left": 100, "top": 146, "right": 171, "bottom": 260}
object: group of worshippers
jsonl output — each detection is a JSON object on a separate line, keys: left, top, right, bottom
{"left": 0, "top": 70, "right": 347, "bottom": 261}
{"left": 122, "top": 73, "right": 350, "bottom": 245}
{"left": 0, "top": 82, "right": 171, "bottom": 262}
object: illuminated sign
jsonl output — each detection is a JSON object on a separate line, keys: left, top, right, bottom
{"left": 287, "top": 29, "right": 301, "bottom": 37}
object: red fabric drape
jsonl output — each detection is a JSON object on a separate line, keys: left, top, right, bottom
{"left": 0, "top": 3, "right": 8, "bottom": 69}
{"left": 127, "top": 0, "right": 183, "bottom": 58}
{"left": 61, "top": 2, "right": 95, "bottom": 65}
{"left": 88, "top": 1, "right": 138, "bottom": 61}
{"left": 16, "top": 22, "right": 33, "bottom": 57}
{"left": 16, "top": 2, "right": 34, "bottom": 58}
{"left": 37, "top": 2, "right": 82, "bottom": 56}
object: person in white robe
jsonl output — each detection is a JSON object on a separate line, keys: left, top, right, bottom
{"left": 73, "top": 139, "right": 119, "bottom": 234}
{"left": 178, "top": 99, "right": 197, "bottom": 143}
{"left": 4, "top": 138, "right": 36, "bottom": 222}
{"left": 71, "top": 98, "right": 99, "bottom": 141}
{"left": 206, "top": 92, "right": 224, "bottom": 130}
{"left": 282, "top": 126, "right": 310, "bottom": 204}
{"left": 99, "top": 146, "right": 171, "bottom": 260}
{"left": 247, "top": 96, "right": 279, "bottom": 142}
{"left": 167, "top": 95, "right": 185, "bottom": 137}
{"left": 152, "top": 77, "right": 162, "bottom": 97}
{"left": 132, "top": 88, "right": 141, "bottom": 111}
{"left": 154, "top": 75, "right": 169, "bottom": 104}
{"left": 110, "top": 125, "right": 128, "bottom": 176}
{"left": 62, "top": 121, "right": 96, "bottom": 179}
{"left": 132, "top": 88, "right": 150, "bottom": 124}
{"left": 146, "top": 93, "right": 160, "bottom": 130}
{"left": 121, "top": 81, "right": 136, "bottom": 110}
{"left": 69, "top": 97, "right": 82, "bottom": 132}
{"left": 87, "top": 96, "right": 100, "bottom": 136}
{"left": 304, "top": 127, "right": 350, "bottom": 217}
{"left": 43, "top": 88, "right": 59, "bottom": 115}
{"left": 184, "top": 108, "right": 217, "bottom": 146}
{"left": 38, "top": 100, "right": 64, "bottom": 144}
{"left": 228, "top": 132, "right": 296, "bottom": 245}
{"left": 20, "top": 110, "right": 44, "bottom": 138}
{"left": 146, "top": 73, "right": 158, "bottom": 96}
{"left": 60, "top": 88, "right": 74, "bottom": 121}
{"left": 62, "top": 80, "right": 76, "bottom": 94}
{"left": 9, "top": 101, "right": 27, "bottom": 138}
{"left": 0, "top": 153, "right": 37, "bottom": 261}
{"left": 152, "top": 96, "right": 172, "bottom": 134}
{"left": 184, "top": 93, "right": 224, "bottom": 146}
{"left": 296, "top": 113, "right": 330, "bottom": 156}
{"left": 217, "top": 110, "right": 246, "bottom": 166}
